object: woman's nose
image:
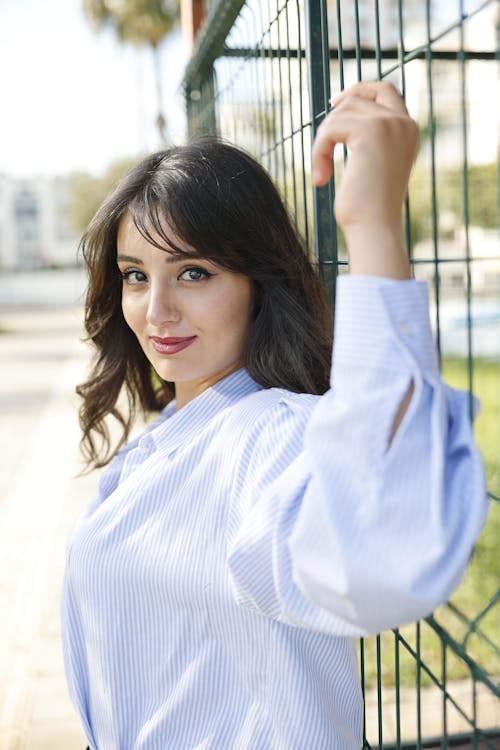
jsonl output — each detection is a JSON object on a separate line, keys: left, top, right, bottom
{"left": 146, "top": 283, "right": 180, "bottom": 327}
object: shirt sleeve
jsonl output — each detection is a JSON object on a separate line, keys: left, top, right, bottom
{"left": 227, "top": 275, "right": 489, "bottom": 636}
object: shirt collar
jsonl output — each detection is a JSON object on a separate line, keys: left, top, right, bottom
{"left": 148, "top": 368, "right": 262, "bottom": 456}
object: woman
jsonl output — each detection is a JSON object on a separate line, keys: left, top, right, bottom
{"left": 63, "top": 82, "right": 487, "bottom": 750}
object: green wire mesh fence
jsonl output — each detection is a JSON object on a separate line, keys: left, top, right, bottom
{"left": 182, "top": 0, "right": 500, "bottom": 747}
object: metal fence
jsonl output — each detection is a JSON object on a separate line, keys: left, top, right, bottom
{"left": 182, "top": 0, "right": 500, "bottom": 747}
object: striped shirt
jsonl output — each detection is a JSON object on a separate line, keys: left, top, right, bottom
{"left": 61, "top": 276, "right": 487, "bottom": 750}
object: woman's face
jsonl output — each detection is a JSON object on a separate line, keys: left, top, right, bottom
{"left": 117, "top": 212, "right": 254, "bottom": 409}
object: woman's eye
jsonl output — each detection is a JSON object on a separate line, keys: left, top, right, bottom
{"left": 178, "top": 267, "right": 212, "bottom": 282}
{"left": 120, "top": 269, "right": 147, "bottom": 285}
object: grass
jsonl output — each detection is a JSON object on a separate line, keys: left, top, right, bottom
{"left": 361, "top": 358, "right": 500, "bottom": 689}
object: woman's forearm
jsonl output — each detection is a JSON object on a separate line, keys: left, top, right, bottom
{"left": 343, "top": 223, "right": 411, "bottom": 280}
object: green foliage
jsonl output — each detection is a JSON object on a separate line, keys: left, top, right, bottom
{"left": 409, "top": 162, "right": 498, "bottom": 245}
{"left": 442, "top": 357, "right": 500, "bottom": 500}
{"left": 68, "top": 156, "right": 138, "bottom": 233}
{"left": 83, "top": 0, "right": 178, "bottom": 46}
{"left": 440, "top": 358, "right": 500, "bottom": 646}
{"left": 463, "top": 163, "right": 498, "bottom": 229}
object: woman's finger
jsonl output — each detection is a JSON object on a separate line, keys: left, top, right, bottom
{"left": 312, "top": 83, "right": 415, "bottom": 186}
{"left": 331, "top": 80, "right": 409, "bottom": 115}
{"left": 311, "top": 97, "right": 391, "bottom": 185}
{"left": 311, "top": 119, "right": 349, "bottom": 186}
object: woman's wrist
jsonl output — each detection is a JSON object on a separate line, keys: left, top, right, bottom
{"left": 342, "top": 222, "right": 411, "bottom": 280}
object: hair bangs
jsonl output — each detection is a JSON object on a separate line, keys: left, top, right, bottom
{"left": 127, "top": 187, "right": 202, "bottom": 260}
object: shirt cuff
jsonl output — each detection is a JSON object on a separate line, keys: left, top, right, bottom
{"left": 332, "top": 275, "right": 439, "bottom": 382}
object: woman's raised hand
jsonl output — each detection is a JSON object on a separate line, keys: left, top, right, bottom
{"left": 311, "top": 81, "right": 419, "bottom": 278}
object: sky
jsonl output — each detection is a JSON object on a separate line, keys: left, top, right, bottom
{"left": 0, "top": 0, "right": 188, "bottom": 178}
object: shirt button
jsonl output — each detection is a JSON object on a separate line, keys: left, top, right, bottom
{"left": 398, "top": 321, "right": 413, "bottom": 337}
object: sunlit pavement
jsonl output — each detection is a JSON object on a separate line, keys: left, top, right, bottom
{"left": 0, "top": 303, "right": 95, "bottom": 750}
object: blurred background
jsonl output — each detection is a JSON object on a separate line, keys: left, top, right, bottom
{"left": 0, "top": 0, "right": 499, "bottom": 748}
{"left": 0, "top": 0, "right": 187, "bottom": 278}
{"left": 0, "top": 1, "right": 187, "bottom": 748}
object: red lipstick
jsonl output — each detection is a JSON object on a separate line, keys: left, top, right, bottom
{"left": 150, "top": 336, "right": 197, "bottom": 355}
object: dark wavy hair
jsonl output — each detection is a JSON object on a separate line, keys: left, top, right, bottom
{"left": 77, "top": 138, "right": 332, "bottom": 469}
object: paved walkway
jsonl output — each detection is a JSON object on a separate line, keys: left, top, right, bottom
{"left": 0, "top": 305, "right": 94, "bottom": 750}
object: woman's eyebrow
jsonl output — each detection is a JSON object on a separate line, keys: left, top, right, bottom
{"left": 117, "top": 253, "right": 143, "bottom": 264}
{"left": 116, "top": 251, "right": 204, "bottom": 265}
{"left": 164, "top": 251, "right": 203, "bottom": 264}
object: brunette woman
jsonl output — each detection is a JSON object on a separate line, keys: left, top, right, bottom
{"left": 63, "top": 82, "right": 487, "bottom": 750}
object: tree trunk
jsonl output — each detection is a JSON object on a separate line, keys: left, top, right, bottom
{"left": 151, "top": 42, "right": 167, "bottom": 143}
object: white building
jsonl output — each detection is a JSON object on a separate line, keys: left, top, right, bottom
{"left": 0, "top": 174, "right": 80, "bottom": 270}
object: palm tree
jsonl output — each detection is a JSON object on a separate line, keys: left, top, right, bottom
{"left": 83, "top": 0, "right": 179, "bottom": 142}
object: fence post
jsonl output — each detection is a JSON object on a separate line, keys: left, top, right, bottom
{"left": 185, "top": 70, "right": 217, "bottom": 137}
{"left": 182, "top": 0, "right": 247, "bottom": 138}
{"left": 303, "top": 0, "right": 337, "bottom": 300}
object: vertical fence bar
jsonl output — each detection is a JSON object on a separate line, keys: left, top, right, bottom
{"left": 296, "top": 0, "right": 311, "bottom": 246}
{"left": 334, "top": 0, "right": 347, "bottom": 167}
{"left": 186, "top": 66, "right": 217, "bottom": 136}
{"left": 262, "top": 0, "right": 275, "bottom": 173}
{"left": 275, "top": 1, "right": 288, "bottom": 204}
{"left": 247, "top": 6, "right": 261, "bottom": 156}
{"left": 425, "top": 0, "right": 442, "bottom": 361}
{"left": 284, "top": 0, "right": 299, "bottom": 223}
{"left": 416, "top": 623, "right": 422, "bottom": 750}
{"left": 304, "top": 0, "right": 336, "bottom": 295}
{"left": 258, "top": 5, "right": 270, "bottom": 161}
{"left": 376, "top": 635, "right": 383, "bottom": 749}
{"left": 353, "top": 0, "right": 362, "bottom": 81}
{"left": 472, "top": 673, "right": 478, "bottom": 750}
{"left": 373, "top": 0, "right": 382, "bottom": 79}
{"left": 458, "top": 0, "right": 475, "bottom": 418}
{"left": 396, "top": 0, "right": 412, "bottom": 265}
{"left": 267, "top": 0, "right": 279, "bottom": 179}
{"left": 335, "top": 0, "right": 345, "bottom": 93}
{"left": 441, "top": 641, "right": 448, "bottom": 749}
{"left": 360, "top": 638, "right": 368, "bottom": 749}
{"left": 394, "top": 631, "right": 401, "bottom": 749}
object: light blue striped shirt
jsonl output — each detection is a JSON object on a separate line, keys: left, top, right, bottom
{"left": 62, "top": 276, "right": 488, "bottom": 750}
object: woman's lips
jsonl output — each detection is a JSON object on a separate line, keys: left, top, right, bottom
{"left": 150, "top": 336, "right": 197, "bottom": 355}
